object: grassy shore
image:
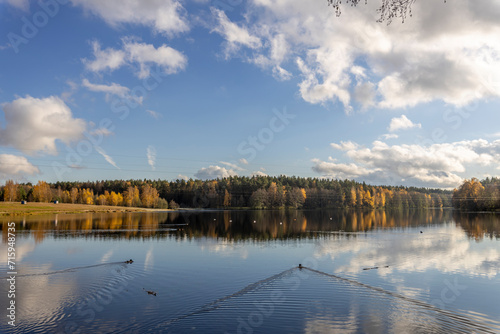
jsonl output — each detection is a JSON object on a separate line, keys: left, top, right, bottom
{"left": 0, "top": 202, "right": 171, "bottom": 216}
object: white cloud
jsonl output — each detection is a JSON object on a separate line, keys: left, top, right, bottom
{"left": 313, "top": 139, "right": 500, "bottom": 188}
{"left": 147, "top": 145, "right": 156, "bottom": 170}
{"left": 381, "top": 133, "right": 399, "bottom": 140}
{"left": 214, "top": 1, "right": 500, "bottom": 111}
{"left": 83, "top": 41, "right": 126, "bottom": 73}
{"left": 0, "top": 154, "right": 39, "bottom": 177}
{"left": 82, "top": 79, "right": 129, "bottom": 97}
{"left": 177, "top": 174, "right": 189, "bottom": 180}
{"left": 146, "top": 110, "right": 162, "bottom": 119}
{"left": 123, "top": 40, "right": 187, "bottom": 78}
{"left": 0, "top": 0, "right": 29, "bottom": 10}
{"left": 388, "top": 115, "right": 422, "bottom": 132}
{"left": 219, "top": 161, "right": 246, "bottom": 171}
{"left": 239, "top": 158, "right": 249, "bottom": 165}
{"left": 71, "top": 0, "right": 189, "bottom": 36}
{"left": 0, "top": 96, "right": 86, "bottom": 155}
{"left": 211, "top": 8, "right": 262, "bottom": 57}
{"left": 251, "top": 171, "right": 268, "bottom": 177}
{"left": 194, "top": 165, "right": 237, "bottom": 180}
{"left": 95, "top": 146, "right": 119, "bottom": 169}
{"left": 312, "top": 158, "right": 375, "bottom": 178}
{"left": 330, "top": 141, "right": 358, "bottom": 151}
{"left": 89, "top": 127, "right": 113, "bottom": 137}
{"left": 60, "top": 80, "right": 79, "bottom": 102}
{"left": 83, "top": 39, "right": 187, "bottom": 79}
{"left": 82, "top": 78, "right": 143, "bottom": 104}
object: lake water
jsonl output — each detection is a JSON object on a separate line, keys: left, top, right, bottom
{"left": 1, "top": 209, "right": 499, "bottom": 333}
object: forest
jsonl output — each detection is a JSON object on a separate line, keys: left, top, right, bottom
{"left": 452, "top": 177, "right": 500, "bottom": 211}
{"left": 0, "top": 175, "right": 455, "bottom": 210}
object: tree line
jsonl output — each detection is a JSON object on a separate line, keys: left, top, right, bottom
{"left": 1, "top": 176, "right": 452, "bottom": 210}
{"left": 452, "top": 177, "right": 500, "bottom": 211}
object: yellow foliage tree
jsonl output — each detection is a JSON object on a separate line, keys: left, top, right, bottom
{"left": 3, "top": 180, "right": 18, "bottom": 202}
{"left": 80, "top": 188, "right": 94, "bottom": 205}
{"left": 141, "top": 184, "right": 159, "bottom": 208}
{"left": 32, "top": 181, "right": 52, "bottom": 202}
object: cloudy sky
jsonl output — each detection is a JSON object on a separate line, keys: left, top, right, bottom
{"left": 1, "top": 0, "right": 500, "bottom": 188}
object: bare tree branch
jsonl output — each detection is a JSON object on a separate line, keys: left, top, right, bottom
{"left": 327, "top": 0, "right": 446, "bottom": 24}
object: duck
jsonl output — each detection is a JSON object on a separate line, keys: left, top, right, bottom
{"left": 125, "top": 259, "right": 134, "bottom": 264}
{"left": 143, "top": 288, "right": 157, "bottom": 296}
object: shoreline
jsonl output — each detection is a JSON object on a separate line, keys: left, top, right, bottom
{"left": 0, "top": 202, "right": 173, "bottom": 216}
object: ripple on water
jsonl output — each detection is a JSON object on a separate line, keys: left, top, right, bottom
{"left": 153, "top": 269, "right": 498, "bottom": 334}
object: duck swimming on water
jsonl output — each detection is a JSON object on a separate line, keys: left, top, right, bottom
{"left": 143, "top": 288, "right": 157, "bottom": 296}
{"left": 125, "top": 259, "right": 134, "bottom": 264}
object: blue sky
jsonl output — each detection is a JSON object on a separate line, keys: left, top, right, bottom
{"left": 1, "top": 0, "right": 500, "bottom": 188}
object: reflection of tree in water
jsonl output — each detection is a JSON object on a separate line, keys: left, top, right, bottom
{"left": 4, "top": 209, "right": 489, "bottom": 244}
{"left": 453, "top": 212, "right": 500, "bottom": 241}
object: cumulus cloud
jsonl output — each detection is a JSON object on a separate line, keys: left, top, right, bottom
{"left": 219, "top": 161, "right": 246, "bottom": 171}
{"left": 251, "top": 171, "right": 268, "bottom": 177}
{"left": 0, "top": 154, "right": 39, "bottom": 177}
{"left": 388, "top": 115, "right": 422, "bottom": 132}
{"left": 147, "top": 145, "right": 156, "bottom": 170}
{"left": 212, "top": 1, "right": 500, "bottom": 111}
{"left": 71, "top": 0, "right": 189, "bottom": 36}
{"left": 195, "top": 165, "right": 237, "bottom": 180}
{"left": 312, "top": 157, "right": 375, "bottom": 178}
{"left": 82, "top": 41, "right": 126, "bottom": 72}
{"left": 239, "top": 158, "right": 249, "bottom": 165}
{"left": 313, "top": 139, "right": 500, "bottom": 188}
{"left": 83, "top": 39, "right": 187, "bottom": 78}
{"left": 0, "top": 96, "right": 86, "bottom": 155}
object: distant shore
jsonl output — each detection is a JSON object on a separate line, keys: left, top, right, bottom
{"left": 0, "top": 202, "right": 172, "bottom": 216}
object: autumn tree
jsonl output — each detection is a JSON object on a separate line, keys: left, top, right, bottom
{"left": 223, "top": 189, "right": 231, "bottom": 208}
{"left": 347, "top": 187, "right": 357, "bottom": 207}
{"left": 70, "top": 187, "right": 78, "bottom": 204}
{"left": 141, "top": 184, "right": 159, "bottom": 208}
{"left": 453, "top": 178, "right": 485, "bottom": 211}
{"left": 80, "top": 188, "right": 94, "bottom": 205}
{"left": 3, "top": 180, "right": 18, "bottom": 202}
{"left": 97, "top": 194, "right": 107, "bottom": 205}
{"left": 124, "top": 186, "right": 141, "bottom": 207}
{"left": 287, "top": 187, "right": 307, "bottom": 209}
{"left": 168, "top": 199, "right": 179, "bottom": 209}
{"left": 32, "top": 181, "right": 52, "bottom": 202}
{"left": 250, "top": 189, "right": 269, "bottom": 209}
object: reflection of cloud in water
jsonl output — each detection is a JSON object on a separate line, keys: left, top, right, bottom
{"left": 315, "top": 224, "right": 499, "bottom": 278}
{"left": 0, "top": 240, "right": 35, "bottom": 264}
{"left": 100, "top": 249, "right": 114, "bottom": 263}
{"left": 0, "top": 263, "right": 76, "bottom": 332}
{"left": 144, "top": 247, "right": 154, "bottom": 270}
{"left": 197, "top": 238, "right": 249, "bottom": 260}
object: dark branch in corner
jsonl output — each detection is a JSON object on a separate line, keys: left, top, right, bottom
{"left": 327, "top": 0, "right": 446, "bottom": 24}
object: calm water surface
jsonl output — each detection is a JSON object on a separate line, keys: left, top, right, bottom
{"left": 1, "top": 209, "right": 499, "bottom": 333}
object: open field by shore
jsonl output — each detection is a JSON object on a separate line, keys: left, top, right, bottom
{"left": 0, "top": 202, "right": 171, "bottom": 216}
